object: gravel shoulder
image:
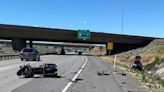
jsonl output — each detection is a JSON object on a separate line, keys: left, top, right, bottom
{"left": 100, "top": 57, "right": 152, "bottom": 92}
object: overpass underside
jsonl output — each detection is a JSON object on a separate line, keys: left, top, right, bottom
{"left": 11, "top": 38, "right": 151, "bottom": 55}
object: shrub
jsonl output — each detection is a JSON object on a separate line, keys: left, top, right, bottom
{"left": 155, "top": 75, "right": 161, "bottom": 81}
{"left": 157, "top": 46, "right": 164, "bottom": 53}
{"left": 159, "top": 79, "right": 164, "bottom": 87}
{"left": 144, "top": 57, "right": 160, "bottom": 70}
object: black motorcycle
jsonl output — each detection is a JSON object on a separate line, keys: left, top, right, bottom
{"left": 17, "top": 63, "right": 58, "bottom": 78}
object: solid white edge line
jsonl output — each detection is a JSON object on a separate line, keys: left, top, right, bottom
{"left": 61, "top": 56, "right": 88, "bottom": 92}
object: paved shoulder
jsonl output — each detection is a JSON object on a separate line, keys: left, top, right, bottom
{"left": 66, "top": 56, "right": 123, "bottom": 92}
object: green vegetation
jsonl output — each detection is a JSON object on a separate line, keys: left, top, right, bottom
{"left": 132, "top": 56, "right": 164, "bottom": 89}
{"left": 153, "top": 75, "right": 164, "bottom": 88}
{"left": 132, "top": 70, "right": 164, "bottom": 89}
{"left": 142, "top": 74, "right": 148, "bottom": 83}
{"left": 157, "top": 45, "right": 164, "bottom": 53}
{"left": 159, "top": 79, "right": 164, "bottom": 87}
{"left": 143, "top": 57, "right": 164, "bottom": 88}
{"left": 144, "top": 57, "right": 164, "bottom": 70}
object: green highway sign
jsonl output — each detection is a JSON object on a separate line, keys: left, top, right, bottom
{"left": 77, "top": 30, "right": 90, "bottom": 40}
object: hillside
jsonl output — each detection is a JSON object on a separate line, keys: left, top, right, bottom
{"left": 103, "top": 39, "right": 164, "bottom": 77}
{"left": 88, "top": 46, "right": 106, "bottom": 55}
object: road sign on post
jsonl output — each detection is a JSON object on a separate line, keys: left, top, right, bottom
{"left": 77, "top": 30, "right": 90, "bottom": 40}
{"left": 107, "top": 42, "right": 113, "bottom": 50}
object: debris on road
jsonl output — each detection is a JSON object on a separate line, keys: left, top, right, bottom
{"left": 127, "top": 91, "right": 136, "bottom": 92}
{"left": 97, "top": 71, "right": 110, "bottom": 76}
{"left": 116, "top": 72, "right": 127, "bottom": 76}
{"left": 68, "top": 78, "right": 84, "bottom": 83}
{"left": 121, "top": 81, "right": 126, "bottom": 84}
{"left": 121, "top": 72, "right": 127, "bottom": 76}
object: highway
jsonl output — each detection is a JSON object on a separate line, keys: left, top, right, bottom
{"left": 0, "top": 55, "right": 148, "bottom": 92}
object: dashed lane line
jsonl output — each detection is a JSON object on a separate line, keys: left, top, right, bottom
{"left": 61, "top": 56, "right": 88, "bottom": 92}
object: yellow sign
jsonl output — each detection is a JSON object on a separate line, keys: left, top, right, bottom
{"left": 107, "top": 42, "right": 113, "bottom": 50}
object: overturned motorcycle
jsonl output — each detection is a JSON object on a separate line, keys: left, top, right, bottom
{"left": 17, "top": 63, "right": 58, "bottom": 78}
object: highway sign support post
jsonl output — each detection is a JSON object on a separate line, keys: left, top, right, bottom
{"left": 77, "top": 30, "right": 90, "bottom": 40}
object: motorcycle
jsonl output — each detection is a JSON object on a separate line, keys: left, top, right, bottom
{"left": 17, "top": 63, "right": 58, "bottom": 78}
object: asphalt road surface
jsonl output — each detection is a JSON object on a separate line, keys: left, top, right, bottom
{"left": 0, "top": 55, "right": 148, "bottom": 92}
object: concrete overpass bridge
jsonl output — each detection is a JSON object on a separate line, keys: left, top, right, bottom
{"left": 0, "top": 24, "right": 156, "bottom": 54}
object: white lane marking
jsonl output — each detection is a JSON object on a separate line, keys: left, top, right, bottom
{"left": 61, "top": 56, "right": 88, "bottom": 92}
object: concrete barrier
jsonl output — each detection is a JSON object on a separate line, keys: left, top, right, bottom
{"left": 0, "top": 53, "right": 58, "bottom": 61}
{"left": 0, "top": 55, "right": 19, "bottom": 61}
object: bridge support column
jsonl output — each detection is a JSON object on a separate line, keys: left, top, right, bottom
{"left": 29, "top": 40, "right": 33, "bottom": 48}
{"left": 12, "top": 38, "right": 26, "bottom": 51}
{"left": 60, "top": 46, "right": 65, "bottom": 55}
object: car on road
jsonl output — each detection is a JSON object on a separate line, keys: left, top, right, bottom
{"left": 76, "top": 50, "right": 83, "bottom": 55}
{"left": 19, "top": 48, "right": 40, "bottom": 61}
{"left": 78, "top": 51, "right": 83, "bottom": 55}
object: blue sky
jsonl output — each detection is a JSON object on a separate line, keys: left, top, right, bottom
{"left": 0, "top": 0, "right": 163, "bottom": 38}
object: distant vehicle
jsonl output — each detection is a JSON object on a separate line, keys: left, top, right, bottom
{"left": 19, "top": 48, "right": 40, "bottom": 61}
{"left": 17, "top": 63, "right": 58, "bottom": 78}
{"left": 78, "top": 51, "right": 83, "bottom": 55}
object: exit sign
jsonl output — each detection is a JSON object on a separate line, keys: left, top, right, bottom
{"left": 77, "top": 30, "right": 90, "bottom": 40}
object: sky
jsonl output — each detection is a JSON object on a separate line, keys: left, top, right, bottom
{"left": 0, "top": 0, "right": 163, "bottom": 38}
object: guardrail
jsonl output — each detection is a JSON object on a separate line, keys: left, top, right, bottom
{"left": 0, "top": 53, "right": 59, "bottom": 61}
{"left": 0, "top": 53, "right": 54, "bottom": 61}
{"left": 0, "top": 54, "right": 20, "bottom": 61}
